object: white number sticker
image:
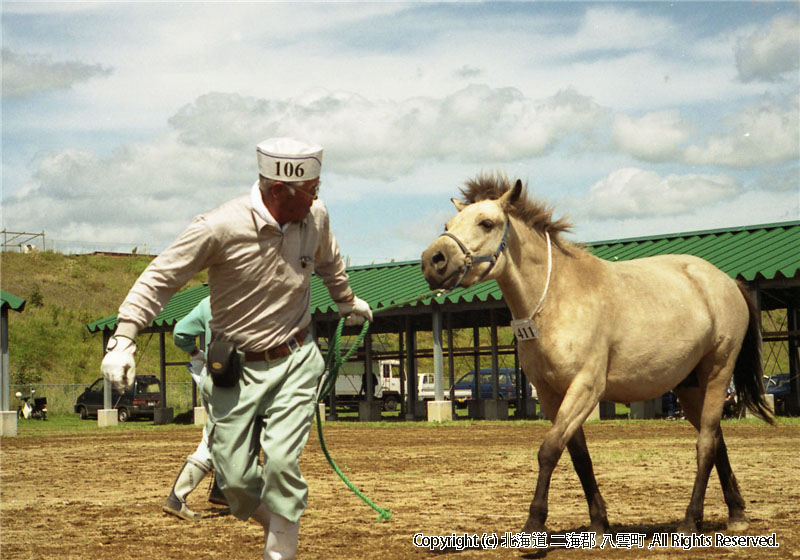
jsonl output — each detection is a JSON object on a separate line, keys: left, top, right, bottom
{"left": 511, "top": 318, "right": 539, "bottom": 341}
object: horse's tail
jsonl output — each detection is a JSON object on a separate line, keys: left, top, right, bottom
{"left": 733, "top": 282, "right": 775, "bottom": 425}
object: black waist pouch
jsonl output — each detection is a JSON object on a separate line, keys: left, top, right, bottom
{"left": 207, "top": 341, "right": 241, "bottom": 388}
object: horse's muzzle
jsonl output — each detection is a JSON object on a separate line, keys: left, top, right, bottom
{"left": 421, "top": 239, "right": 462, "bottom": 290}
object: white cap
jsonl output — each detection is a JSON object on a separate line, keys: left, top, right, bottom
{"left": 256, "top": 137, "right": 323, "bottom": 181}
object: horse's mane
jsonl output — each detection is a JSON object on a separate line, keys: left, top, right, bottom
{"left": 459, "top": 172, "right": 574, "bottom": 252}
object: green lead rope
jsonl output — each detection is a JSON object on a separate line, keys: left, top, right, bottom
{"left": 315, "top": 318, "right": 392, "bottom": 521}
{"left": 315, "top": 288, "right": 445, "bottom": 522}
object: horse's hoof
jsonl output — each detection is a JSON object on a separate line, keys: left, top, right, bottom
{"left": 591, "top": 520, "right": 611, "bottom": 534}
{"left": 522, "top": 518, "right": 548, "bottom": 534}
{"left": 727, "top": 517, "right": 749, "bottom": 532}
{"left": 676, "top": 520, "right": 700, "bottom": 534}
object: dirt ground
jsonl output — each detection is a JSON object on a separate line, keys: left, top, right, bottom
{"left": 2, "top": 419, "right": 798, "bottom": 559}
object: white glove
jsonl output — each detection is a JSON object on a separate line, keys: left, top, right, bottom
{"left": 188, "top": 349, "right": 206, "bottom": 386}
{"left": 101, "top": 335, "right": 137, "bottom": 392}
{"left": 189, "top": 349, "right": 206, "bottom": 375}
{"left": 337, "top": 296, "right": 373, "bottom": 326}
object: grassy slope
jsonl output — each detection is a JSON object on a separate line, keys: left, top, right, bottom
{"left": 1, "top": 251, "right": 207, "bottom": 386}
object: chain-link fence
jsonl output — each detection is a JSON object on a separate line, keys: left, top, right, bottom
{"left": 8, "top": 382, "right": 197, "bottom": 416}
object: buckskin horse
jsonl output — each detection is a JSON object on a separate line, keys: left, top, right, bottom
{"left": 420, "top": 173, "right": 773, "bottom": 534}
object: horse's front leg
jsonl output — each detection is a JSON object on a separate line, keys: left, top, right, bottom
{"left": 523, "top": 375, "right": 604, "bottom": 534}
{"left": 567, "top": 427, "right": 610, "bottom": 533}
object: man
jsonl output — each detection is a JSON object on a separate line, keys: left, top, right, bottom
{"left": 101, "top": 138, "right": 372, "bottom": 559}
{"left": 163, "top": 295, "right": 228, "bottom": 520}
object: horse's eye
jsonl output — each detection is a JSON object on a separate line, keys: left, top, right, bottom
{"left": 479, "top": 219, "right": 494, "bottom": 230}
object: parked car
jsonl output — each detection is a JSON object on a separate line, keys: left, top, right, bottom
{"left": 451, "top": 368, "right": 534, "bottom": 406}
{"left": 763, "top": 373, "right": 791, "bottom": 415}
{"left": 75, "top": 375, "right": 162, "bottom": 422}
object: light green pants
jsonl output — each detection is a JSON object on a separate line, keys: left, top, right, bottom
{"left": 202, "top": 334, "right": 324, "bottom": 523}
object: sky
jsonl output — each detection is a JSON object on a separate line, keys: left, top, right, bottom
{"left": 2, "top": 1, "right": 798, "bottom": 265}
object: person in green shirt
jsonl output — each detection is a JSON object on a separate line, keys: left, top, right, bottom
{"left": 163, "top": 296, "right": 227, "bottom": 520}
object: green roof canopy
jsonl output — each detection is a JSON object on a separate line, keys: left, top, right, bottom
{"left": 1, "top": 290, "right": 26, "bottom": 313}
{"left": 87, "top": 220, "right": 800, "bottom": 333}
{"left": 587, "top": 220, "right": 800, "bottom": 282}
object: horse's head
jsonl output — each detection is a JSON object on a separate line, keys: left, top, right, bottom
{"left": 421, "top": 179, "right": 522, "bottom": 291}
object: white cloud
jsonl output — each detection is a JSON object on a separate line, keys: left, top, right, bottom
{"left": 575, "top": 188, "right": 799, "bottom": 244}
{"left": 612, "top": 110, "right": 692, "bottom": 162}
{"left": 167, "top": 86, "right": 609, "bottom": 180}
{"left": 1, "top": 48, "right": 112, "bottom": 98}
{"left": 2, "top": 3, "right": 797, "bottom": 261}
{"left": 572, "top": 6, "right": 677, "bottom": 53}
{"left": 581, "top": 167, "right": 742, "bottom": 219}
{"left": 2, "top": 85, "right": 608, "bottom": 250}
{"left": 684, "top": 94, "right": 800, "bottom": 167}
{"left": 735, "top": 14, "right": 800, "bottom": 83}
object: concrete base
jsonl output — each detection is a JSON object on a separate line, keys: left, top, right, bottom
{"left": 154, "top": 407, "right": 174, "bottom": 425}
{"left": 193, "top": 406, "right": 207, "bottom": 426}
{"left": 98, "top": 409, "right": 118, "bottom": 427}
{"left": 427, "top": 400, "right": 453, "bottom": 423}
{"left": 514, "top": 399, "right": 537, "bottom": 419}
{"left": 630, "top": 398, "right": 662, "bottom": 419}
{"left": 588, "top": 402, "right": 617, "bottom": 421}
{"left": 599, "top": 401, "right": 616, "bottom": 419}
{"left": 358, "top": 400, "right": 382, "bottom": 422}
{"left": 468, "top": 399, "right": 509, "bottom": 420}
{"left": 745, "top": 394, "right": 774, "bottom": 418}
{"left": 406, "top": 400, "right": 428, "bottom": 421}
{"left": 0, "top": 411, "right": 18, "bottom": 437}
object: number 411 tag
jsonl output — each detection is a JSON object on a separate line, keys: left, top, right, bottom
{"left": 511, "top": 318, "right": 539, "bottom": 341}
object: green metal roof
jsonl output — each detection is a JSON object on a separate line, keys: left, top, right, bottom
{"left": 87, "top": 283, "right": 209, "bottom": 333}
{"left": 87, "top": 220, "right": 800, "bottom": 332}
{"left": 310, "top": 260, "right": 502, "bottom": 315}
{"left": 1, "top": 290, "right": 26, "bottom": 313}
{"left": 587, "top": 220, "right": 800, "bottom": 282}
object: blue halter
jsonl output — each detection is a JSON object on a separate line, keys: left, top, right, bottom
{"left": 438, "top": 218, "right": 510, "bottom": 290}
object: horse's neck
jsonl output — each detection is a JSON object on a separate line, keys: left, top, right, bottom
{"left": 496, "top": 221, "right": 563, "bottom": 321}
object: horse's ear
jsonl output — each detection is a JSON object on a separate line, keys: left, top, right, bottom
{"left": 451, "top": 198, "right": 468, "bottom": 212}
{"left": 500, "top": 179, "right": 523, "bottom": 210}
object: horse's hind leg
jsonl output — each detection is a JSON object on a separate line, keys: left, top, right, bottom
{"left": 675, "top": 386, "right": 748, "bottom": 531}
{"left": 567, "top": 427, "right": 610, "bottom": 533}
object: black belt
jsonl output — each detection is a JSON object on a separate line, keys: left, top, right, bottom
{"left": 244, "top": 328, "right": 308, "bottom": 362}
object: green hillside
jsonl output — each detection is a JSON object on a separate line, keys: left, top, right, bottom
{"left": 1, "top": 251, "right": 207, "bottom": 386}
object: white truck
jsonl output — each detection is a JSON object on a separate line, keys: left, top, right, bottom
{"left": 331, "top": 362, "right": 460, "bottom": 410}
{"left": 331, "top": 360, "right": 402, "bottom": 411}
{"left": 416, "top": 373, "right": 473, "bottom": 402}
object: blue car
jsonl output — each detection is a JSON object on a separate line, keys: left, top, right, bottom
{"left": 451, "top": 368, "right": 534, "bottom": 406}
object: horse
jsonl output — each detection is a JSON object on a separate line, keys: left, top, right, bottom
{"left": 420, "top": 173, "right": 774, "bottom": 534}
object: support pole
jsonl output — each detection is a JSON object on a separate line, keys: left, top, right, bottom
{"left": 433, "top": 306, "right": 444, "bottom": 402}
{"left": 154, "top": 333, "right": 173, "bottom": 425}
{"left": 0, "top": 306, "right": 17, "bottom": 436}
{"left": 1, "top": 307, "right": 10, "bottom": 412}
{"left": 428, "top": 305, "right": 452, "bottom": 422}
{"left": 98, "top": 330, "right": 118, "bottom": 427}
{"left": 447, "top": 313, "right": 456, "bottom": 418}
{"left": 359, "top": 331, "right": 381, "bottom": 421}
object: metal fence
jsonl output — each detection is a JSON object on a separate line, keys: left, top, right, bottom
{"left": 8, "top": 382, "right": 197, "bottom": 416}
